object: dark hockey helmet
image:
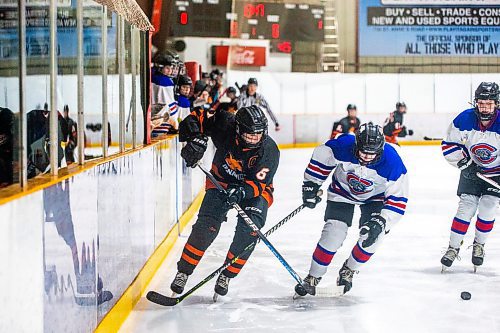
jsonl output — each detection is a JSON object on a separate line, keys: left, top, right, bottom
{"left": 227, "top": 86, "right": 237, "bottom": 95}
{"left": 235, "top": 105, "right": 268, "bottom": 149}
{"left": 177, "top": 75, "right": 192, "bottom": 87}
{"left": 346, "top": 104, "right": 357, "bottom": 111}
{"left": 248, "top": 77, "right": 258, "bottom": 85}
{"left": 474, "top": 82, "right": 499, "bottom": 121}
{"left": 396, "top": 101, "right": 406, "bottom": 109}
{"left": 355, "top": 122, "right": 385, "bottom": 166}
{"left": 152, "top": 52, "right": 174, "bottom": 68}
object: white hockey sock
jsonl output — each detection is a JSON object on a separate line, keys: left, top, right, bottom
{"left": 474, "top": 195, "right": 498, "bottom": 244}
{"left": 309, "top": 220, "right": 348, "bottom": 278}
{"left": 449, "top": 194, "right": 479, "bottom": 248}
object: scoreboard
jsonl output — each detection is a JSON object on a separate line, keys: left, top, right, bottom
{"left": 172, "top": 0, "right": 324, "bottom": 42}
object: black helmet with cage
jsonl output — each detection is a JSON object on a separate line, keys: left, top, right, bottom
{"left": 235, "top": 105, "right": 268, "bottom": 149}
{"left": 354, "top": 123, "right": 385, "bottom": 166}
{"left": 474, "top": 82, "right": 499, "bottom": 121}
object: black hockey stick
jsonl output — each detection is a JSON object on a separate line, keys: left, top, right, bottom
{"left": 146, "top": 203, "right": 308, "bottom": 306}
{"left": 477, "top": 173, "right": 500, "bottom": 190}
{"left": 197, "top": 164, "right": 314, "bottom": 294}
{"left": 423, "top": 136, "right": 444, "bottom": 141}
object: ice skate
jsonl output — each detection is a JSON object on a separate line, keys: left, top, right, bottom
{"left": 293, "top": 274, "right": 322, "bottom": 299}
{"left": 441, "top": 246, "right": 460, "bottom": 272}
{"left": 472, "top": 241, "right": 485, "bottom": 273}
{"left": 337, "top": 260, "right": 356, "bottom": 294}
{"left": 213, "top": 272, "right": 231, "bottom": 302}
{"left": 170, "top": 271, "right": 188, "bottom": 296}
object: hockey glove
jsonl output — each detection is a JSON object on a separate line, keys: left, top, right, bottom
{"left": 224, "top": 185, "right": 246, "bottom": 209}
{"left": 458, "top": 158, "right": 482, "bottom": 180}
{"left": 181, "top": 135, "right": 208, "bottom": 168}
{"left": 360, "top": 215, "right": 386, "bottom": 248}
{"left": 302, "top": 181, "right": 322, "bottom": 209}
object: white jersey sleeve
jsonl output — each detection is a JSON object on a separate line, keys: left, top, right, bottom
{"left": 381, "top": 172, "right": 409, "bottom": 231}
{"left": 441, "top": 121, "right": 468, "bottom": 169}
{"left": 304, "top": 144, "right": 337, "bottom": 186}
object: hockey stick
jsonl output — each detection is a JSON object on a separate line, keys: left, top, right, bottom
{"left": 423, "top": 136, "right": 444, "bottom": 141}
{"left": 146, "top": 202, "right": 309, "bottom": 306}
{"left": 198, "top": 164, "right": 314, "bottom": 294}
{"left": 477, "top": 172, "right": 500, "bottom": 190}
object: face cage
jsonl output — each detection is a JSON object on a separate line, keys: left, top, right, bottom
{"left": 474, "top": 99, "right": 499, "bottom": 121}
{"left": 355, "top": 148, "right": 382, "bottom": 166}
{"left": 236, "top": 125, "right": 267, "bottom": 149}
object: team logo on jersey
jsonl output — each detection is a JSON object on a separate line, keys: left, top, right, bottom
{"left": 346, "top": 172, "right": 374, "bottom": 195}
{"left": 470, "top": 143, "right": 497, "bottom": 164}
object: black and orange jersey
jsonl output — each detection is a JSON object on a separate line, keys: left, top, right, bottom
{"left": 383, "top": 111, "right": 408, "bottom": 144}
{"left": 330, "top": 116, "right": 360, "bottom": 139}
{"left": 179, "top": 107, "right": 280, "bottom": 206}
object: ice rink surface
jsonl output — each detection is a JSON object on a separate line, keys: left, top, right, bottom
{"left": 121, "top": 146, "right": 500, "bottom": 333}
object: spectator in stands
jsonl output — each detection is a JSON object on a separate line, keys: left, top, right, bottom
{"left": 330, "top": 104, "right": 361, "bottom": 139}
{"left": 191, "top": 80, "right": 212, "bottom": 107}
{"left": 201, "top": 72, "right": 210, "bottom": 87}
{"left": 238, "top": 77, "right": 280, "bottom": 131}
{"left": 216, "top": 86, "right": 238, "bottom": 114}
{"left": 63, "top": 105, "right": 78, "bottom": 164}
{"left": 0, "top": 107, "right": 14, "bottom": 188}
{"left": 209, "top": 69, "right": 224, "bottom": 103}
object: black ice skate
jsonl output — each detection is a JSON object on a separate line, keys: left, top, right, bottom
{"left": 293, "top": 274, "right": 322, "bottom": 299}
{"left": 440, "top": 246, "right": 460, "bottom": 272}
{"left": 472, "top": 241, "right": 485, "bottom": 272}
{"left": 213, "top": 272, "right": 231, "bottom": 302}
{"left": 170, "top": 271, "right": 189, "bottom": 296}
{"left": 337, "top": 260, "right": 356, "bottom": 294}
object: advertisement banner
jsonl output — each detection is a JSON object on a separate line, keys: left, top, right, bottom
{"left": 0, "top": 3, "right": 116, "bottom": 60}
{"left": 212, "top": 45, "right": 267, "bottom": 67}
{"left": 359, "top": 0, "right": 500, "bottom": 57}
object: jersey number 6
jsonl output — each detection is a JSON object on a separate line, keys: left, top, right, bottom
{"left": 256, "top": 168, "right": 270, "bottom": 180}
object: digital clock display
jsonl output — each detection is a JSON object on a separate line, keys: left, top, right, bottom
{"left": 172, "top": 1, "right": 324, "bottom": 42}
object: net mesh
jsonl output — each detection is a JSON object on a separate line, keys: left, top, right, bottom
{"left": 94, "top": 0, "right": 154, "bottom": 31}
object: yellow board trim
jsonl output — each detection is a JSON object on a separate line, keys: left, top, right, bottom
{"left": 0, "top": 136, "right": 177, "bottom": 206}
{"left": 94, "top": 189, "right": 205, "bottom": 333}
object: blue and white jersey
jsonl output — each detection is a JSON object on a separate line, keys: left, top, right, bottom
{"left": 177, "top": 95, "right": 191, "bottom": 121}
{"left": 304, "top": 134, "right": 409, "bottom": 229}
{"left": 442, "top": 108, "right": 500, "bottom": 176}
{"left": 151, "top": 70, "right": 178, "bottom": 118}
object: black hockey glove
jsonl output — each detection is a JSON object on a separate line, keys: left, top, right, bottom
{"left": 302, "top": 181, "right": 322, "bottom": 209}
{"left": 360, "top": 215, "right": 386, "bottom": 248}
{"left": 181, "top": 135, "right": 208, "bottom": 168}
{"left": 224, "top": 185, "right": 246, "bottom": 209}
{"left": 458, "top": 158, "right": 482, "bottom": 180}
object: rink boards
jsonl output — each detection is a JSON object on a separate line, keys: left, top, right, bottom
{"left": 0, "top": 138, "right": 206, "bottom": 333}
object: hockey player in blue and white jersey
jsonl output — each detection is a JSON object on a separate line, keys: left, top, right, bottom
{"left": 440, "top": 82, "right": 500, "bottom": 272}
{"left": 295, "top": 123, "right": 409, "bottom": 295}
{"left": 176, "top": 75, "right": 192, "bottom": 121}
{"left": 151, "top": 53, "right": 178, "bottom": 135}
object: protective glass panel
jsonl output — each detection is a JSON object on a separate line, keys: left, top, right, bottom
{"left": 0, "top": 1, "right": 19, "bottom": 187}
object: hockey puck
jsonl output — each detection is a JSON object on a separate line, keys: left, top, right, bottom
{"left": 460, "top": 291, "right": 471, "bottom": 300}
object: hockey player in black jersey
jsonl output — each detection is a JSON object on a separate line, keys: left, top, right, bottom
{"left": 383, "top": 102, "right": 413, "bottom": 144}
{"left": 170, "top": 105, "right": 280, "bottom": 299}
{"left": 330, "top": 104, "right": 361, "bottom": 139}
